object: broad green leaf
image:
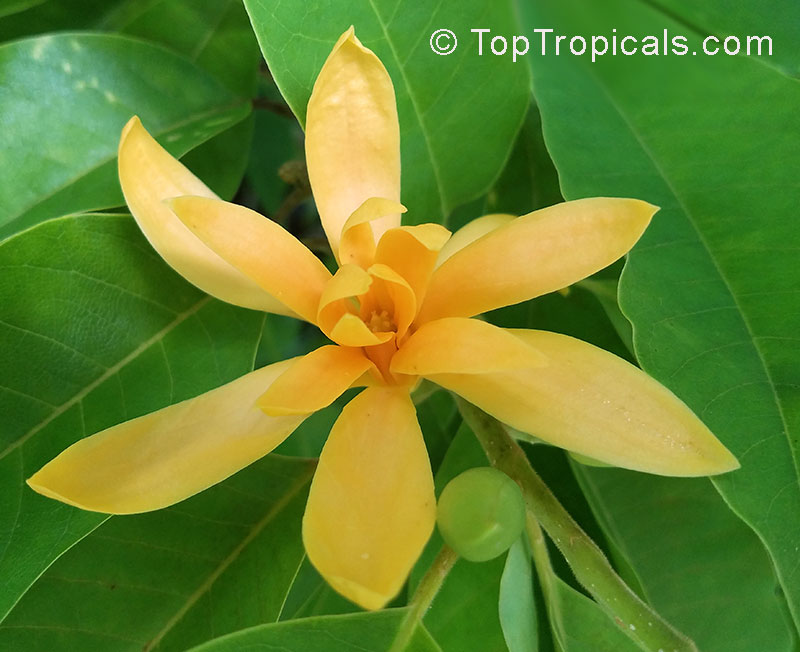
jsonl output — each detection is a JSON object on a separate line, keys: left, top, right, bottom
{"left": 0, "top": 0, "right": 45, "bottom": 20}
{"left": 187, "top": 609, "right": 442, "bottom": 652}
{"left": 0, "top": 0, "right": 124, "bottom": 39}
{"left": 105, "top": 0, "right": 262, "bottom": 198}
{"left": 0, "top": 214, "right": 266, "bottom": 621}
{"left": 411, "top": 426, "right": 508, "bottom": 652}
{"left": 499, "top": 538, "right": 538, "bottom": 652}
{"left": 485, "top": 103, "right": 563, "bottom": 218}
{"left": 0, "top": 33, "right": 250, "bottom": 239}
{"left": 523, "top": 0, "right": 800, "bottom": 628}
{"left": 575, "top": 279, "right": 634, "bottom": 355}
{"left": 105, "top": 0, "right": 260, "bottom": 97}
{"left": 242, "top": 0, "right": 530, "bottom": 224}
{"left": 641, "top": 0, "right": 799, "bottom": 78}
{"left": 0, "top": 454, "right": 314, "bottom": 651}
{"left": 573, "top": 467, "right": 795, "bottom": 652}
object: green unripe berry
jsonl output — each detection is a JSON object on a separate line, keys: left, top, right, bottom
{"left": 436, "top": 467, "right": 525, "bottom": 562}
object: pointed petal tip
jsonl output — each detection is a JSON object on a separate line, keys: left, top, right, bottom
{"left": 26, "top": 474, "right": 112, "bottom": 514}
{"left": 320, "top": 572, "right": 393, "bottom": 611}
{"left": 704, "top": 446, "right": 741, "bottom": 475}
{"left": 639, "top": 199, "right": 660, "bottom": 221}
{"left": 120, "top": 115, "right": 141, "bottom": 143}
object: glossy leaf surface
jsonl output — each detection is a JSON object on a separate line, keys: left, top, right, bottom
{"left": 0, "top": 215, "right": 266, "bottom": 621}
{"left": 0, "top": 34, "right": 250, "bottom": 238}
{"left": 523, "top": 0, "right": 800, "bottom": 628}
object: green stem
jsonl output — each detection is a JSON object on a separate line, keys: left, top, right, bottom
{"left": 456, "top": 397, "right": 698, "bottom": 652}
{"left": 388, "top": 545, "right": 458, "bottom": 652}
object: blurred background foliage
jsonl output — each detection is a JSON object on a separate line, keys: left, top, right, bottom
{"left": 0, "top": 0, "right": 798, "bottom": 650}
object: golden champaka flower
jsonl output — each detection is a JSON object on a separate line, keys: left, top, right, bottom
{"left": 27, "top": 27, "right": 738, "bottom": 610}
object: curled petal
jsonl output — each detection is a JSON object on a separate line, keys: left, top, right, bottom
{"left": 118, "top": 117, "right": 290, "bottom": 314}
{"left": 339, "top": 197, "right": 407, "bottom": 268}
{"left": 391, "top": 317, "right": 547, "bottom": 375}
{"left": 417, "top": 198, "right": 658, "bottom": 323}
{"left": 306, "top": 28, "right": 401, "bottom": 253}
{"left": 303, "top": 387, "right": 435, "bottom": 610}
{"left": 375, "top": 224, "right": 451, "bottom": 310}
{"left": 169, "top": 196, "right": 331, "bottom": 323}
{"left": 27, "top": 361, "right": 306, "bottom": 514}
{"left": 364, "top": 264, "right": 416, "bottom": 340}
{"left": 317, "top": 265, "right": 373, "bottom": 343}
{"left": 258, "top": 346, "right": 374, "bottom": 416}
{"left": 330, "top": 313, "right": 394, "bottom": 347}
{"left": 423, "top": 329, "right": 739, "bottom": 477}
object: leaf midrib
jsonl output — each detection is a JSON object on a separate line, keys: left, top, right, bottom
{"left": 0, "top": 293, "right": 211, "bottom": 460}
{"left": 566, "top": 56, "right": 800, "bottom": 621}
{"left": 364, "top": 0, "right": 449, "bottom": 220}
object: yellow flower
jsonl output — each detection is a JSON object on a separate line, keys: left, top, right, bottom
{"left": 27, "top": 27, "right": 738, "bottom": 610}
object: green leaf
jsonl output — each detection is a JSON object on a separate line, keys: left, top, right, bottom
{"left": 640, "top": 0, "right": 799, "bottom": 78}
{"left": 0, "top": 0, "right": 125, "bottom": 40}
{"left": 0, "top": 454, "right": 314, "bottom": 651}
{"left": 187, "top": 609, "right": 442, "bottom": 652}
{"left": 0, "top": 33, "right": 250, "bottom": 239}
{"left": 484, "top": 103, "right": 563, "bottom": 218}
{"left": 244, "top": 109, "right": 301, "bottom": 214}
{"left": 523, "top": 0, "right": 800, "bottom": 629}
{"left": 105, "top": 0, "right": 260, "bottom": 97}
{"left": 499, "top": 538, "right": 538, "bottom": 652}
{"left": 0, "top": 214, "right": 266, "bottom": 622}
{"left": 105, "top": 0, "right": 262, "bottom": 198}
{"left": 573, "top": 467, "right": 796, "bottom": 652}
{"left": 0, "top": 0, "right": 45, "bottom": 20}
{"left": 242, "top": 0, "right": 530, "bottom": 224}
{"left": 278, "top": 556, "right": 360, "bottom": 620}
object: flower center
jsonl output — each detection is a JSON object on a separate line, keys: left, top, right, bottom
{"left": 365, "top": 309, "right": 396, "bottom": 334}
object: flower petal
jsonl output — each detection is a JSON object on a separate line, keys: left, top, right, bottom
{"left": 364, "top": 264, "right": 416, "bottom": 340}
{"left": 330, "top": 313, "right": 394, "bottom": 347}
{"left": 435, "top": 213, "right": 514, "bottom": 269}
{"left": 306, "top": 27, "right": 401, "bottom": 254}
{"left": 423, "top": 329, "right": 739, "bottom": 476}
{"left": 339, "top": 197, "right": 407, "bottom": 268}
{"left": 317, "top": 264, "right": 373, "bottom": 342}
{"left": 303, "top": 387, "right": 435, "bottom": 610}
{"left": 26, "top": 361, "right": 306, "bottom": 514}
{"left": 118, "top": 117, "right": 291, "bottom": 315}
{"left": 417, "top": 198, "right": 658, "bottom": 323}
{"left": 169, "top": 196, "right": 331, "bottom": 323}
{"left": 391, "top": 317, "right": 547, "bottom": 375}
{"left": 258, "top": 346, "right": 374, "bottom": 416}
{"left": 375, "top": 224, "right": 451, "bottom": 310}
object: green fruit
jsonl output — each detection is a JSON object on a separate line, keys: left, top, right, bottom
{"left": 436, "top": 467, "right": 526, "bottom": 562}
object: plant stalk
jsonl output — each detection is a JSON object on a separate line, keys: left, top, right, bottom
{"left": 388, "top": 545, "right": 458, "bottom": 652}
{"left": 456, "top": 397, "right": 698, "bottom": 652}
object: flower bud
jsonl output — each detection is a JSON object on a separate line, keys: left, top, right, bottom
{"left": 436, "top": 467, "right": 525, "bottom": 562}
